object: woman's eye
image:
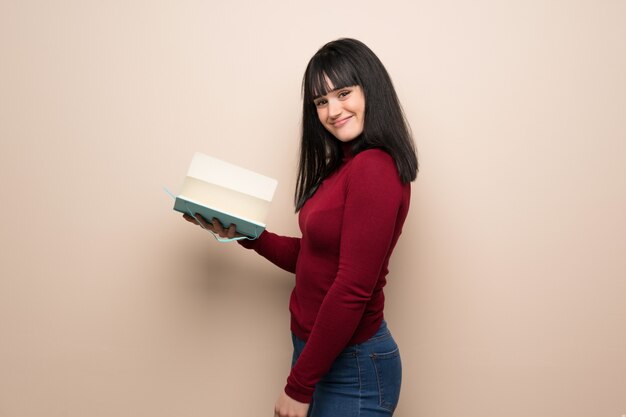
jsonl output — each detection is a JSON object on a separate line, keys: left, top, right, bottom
{"left": 338, "top": 90, "right": 351, "bottom": 98}
{"left": 315, "top": 100, "right": 327, "bottom": 107}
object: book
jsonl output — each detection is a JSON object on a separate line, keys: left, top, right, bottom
{"left": 171, "top": 152, "right": 278, "bottom": 239}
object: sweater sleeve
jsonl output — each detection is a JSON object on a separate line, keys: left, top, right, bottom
{"left": 284, "top": 150, "right": 405, "bottom": 403}
{"left": 238, "top": 230, "right": 301, "bottom": 274}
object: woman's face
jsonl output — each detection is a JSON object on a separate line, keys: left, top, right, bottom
{"left": 313, "top": 79, "right": 365, "bottom": 143}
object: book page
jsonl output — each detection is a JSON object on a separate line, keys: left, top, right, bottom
{"left": 179, "top": 176, "right": 271, "bottom": 223}
{"left": 186, "top": 153, "right": 278, "bottom": 202}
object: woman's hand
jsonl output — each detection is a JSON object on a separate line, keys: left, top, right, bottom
{"left": 182, "top": 213, "right": 243, "bottom": 239}
{"left": 274, "top": 391, "right": 309, "bottom": 417}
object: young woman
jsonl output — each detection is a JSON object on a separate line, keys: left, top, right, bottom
{"left": 184, "top": 38, "right": 418, "bottom": 417}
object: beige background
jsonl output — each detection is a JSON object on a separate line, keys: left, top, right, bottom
{"left": 1, "top": 0, "right": 625, "bottom": 416}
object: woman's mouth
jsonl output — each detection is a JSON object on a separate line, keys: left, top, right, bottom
{"left": 332, "top": 116, "right": 353, "bottom": 128}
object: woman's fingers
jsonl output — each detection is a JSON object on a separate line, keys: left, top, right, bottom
{"left": 183, "top": 214, "right": 241, "bottom": 239}
{"left": 209, "top": 217, "right": 235, "bottom": 238}
{"left": 194, "top": 214, "right": 213, "bottom": 230}
{"left": 182, "top": 213, "right": 199, "bottom": 224}
{"left": 184, "top": 213, "right": 216, "bottom": 233}
{"left": 211, "top": 218, "right": 227, "bottom": 237}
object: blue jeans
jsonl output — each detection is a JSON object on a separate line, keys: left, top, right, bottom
{"left": 291, "top": 321, "right": 402, "bottom": 417}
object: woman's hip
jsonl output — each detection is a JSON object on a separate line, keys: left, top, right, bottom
{"left": 291, "top": 321, "right": 402, "bottom": 416}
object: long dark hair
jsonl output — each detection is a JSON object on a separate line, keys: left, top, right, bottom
{"left": 295, "top": 38, "right": 418, "bottom": 211}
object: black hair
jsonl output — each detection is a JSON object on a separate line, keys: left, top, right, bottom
{"left": 295, "top": 38, "right": 418, "bottom": 211}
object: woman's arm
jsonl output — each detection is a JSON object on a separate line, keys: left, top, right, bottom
{"left": 284, "top": 150, "right": 407, "bottom": 403}
{"left": 238, "top": 229, "right": 301, "bottom": 274}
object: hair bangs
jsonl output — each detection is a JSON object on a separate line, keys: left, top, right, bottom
{"left": 306, "top": 54, "right": 361, "bottom": 99}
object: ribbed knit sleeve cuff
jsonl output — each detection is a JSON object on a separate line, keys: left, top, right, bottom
{"left": 237, "top": 239, "right": 256, "bottom": 249}
{"left": 236, "top": 230, "right": 266, "bottom": 249}
{"left": 284, "top": 382, "right": 313, "bottom": 404}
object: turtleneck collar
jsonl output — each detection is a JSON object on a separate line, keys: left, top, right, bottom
{"left": 341, "top": 142, "right": 355, "bottom": 162}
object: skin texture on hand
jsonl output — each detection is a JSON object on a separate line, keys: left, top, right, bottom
{"left": 274, "top": 391, "right": 309, "bottom": 417}
{"left": 182, "top": 213, "right": 243, "bottom": 239}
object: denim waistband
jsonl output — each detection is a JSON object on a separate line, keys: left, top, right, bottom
{"left": 292, "top": 320, "right": 392, "bottom": 353}
{"left": 348, "top": 320, "right": 391, "bottom": 347}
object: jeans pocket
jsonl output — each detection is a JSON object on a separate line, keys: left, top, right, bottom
{"left": 370, "top": 347, "right": 402, "bottom": 412}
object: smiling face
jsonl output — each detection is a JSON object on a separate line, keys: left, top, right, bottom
{"left": 313, "top": 78, "right": 365, "bottom": 143}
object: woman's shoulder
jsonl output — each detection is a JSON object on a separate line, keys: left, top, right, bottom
{"left": 343, "top": 148, "right": 405, "bottom": 201}
{"left": 348, "top": 148, "right": 402, "bottom": 185}
{"left": 351, "top": 148, "right": 397, "bottom": 171}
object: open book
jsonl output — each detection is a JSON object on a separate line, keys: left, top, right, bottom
{"left": 172, "top": 152, "right": 278, "bottom": 239}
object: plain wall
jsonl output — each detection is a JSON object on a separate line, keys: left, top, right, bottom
{"left": 1, "top": 1, "right": 625, "bottom": 416}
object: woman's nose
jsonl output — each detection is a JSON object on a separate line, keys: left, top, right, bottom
{"left": 327, "top": 99, "right": 342, "bottom": 118}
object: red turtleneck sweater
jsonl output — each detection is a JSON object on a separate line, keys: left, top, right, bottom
{"left": 239, "top": 148, "right": 410, "bottom": 403}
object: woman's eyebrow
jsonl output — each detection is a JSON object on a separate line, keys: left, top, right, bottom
{"left": 313, "top": 86, "right": 348, "bottom": 100}
{"left": 313, "top": 92, "right": 330, "bottom": 100}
